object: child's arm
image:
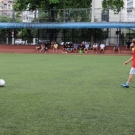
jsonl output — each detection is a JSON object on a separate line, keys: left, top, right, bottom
{"left": 124, "top": 56, "right": 133, "bottom": 65}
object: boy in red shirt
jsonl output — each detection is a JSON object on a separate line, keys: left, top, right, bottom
{"left": 121, "top": 38, "right": 135, "bottom": 88}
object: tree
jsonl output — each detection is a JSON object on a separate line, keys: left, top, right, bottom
{"left": 102, "top": 0, "right": 124, "bottom": 13}
{"left": 13, "top": 0, "right": 124, "bottom": 13}
{"left": 13, "top": 0, "right": 124, "bottom": 23}
{"left": 13, "top": 0, "right": 124, "bottom": 42}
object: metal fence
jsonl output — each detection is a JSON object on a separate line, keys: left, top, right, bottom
{"left": 0, "top": 8, "right": 135, "bottom": 23}
{"left": 0, "top": 8, "right": 135, "bottom": 45}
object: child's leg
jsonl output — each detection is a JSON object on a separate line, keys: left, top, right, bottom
{"left": 127, "top": 74, "right": 133, "bottom": 84}
{"left": 121, "top": 68, "right": 135, "bottom": 88}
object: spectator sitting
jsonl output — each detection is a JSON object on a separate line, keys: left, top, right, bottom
{"left": 35, "top": 44, "right": 41, "bottom": 53}
{"left": 113, "top": 43, "right": 120, "bottom": 54}
{"left": 40, "top": 42, "right": 45, "bottom": 53}
{"left": 126, "top": 39, "right": 131, "bottom": 50}
{"left": 73, "top": 42, "right": 78, "bottom": 53}
{"left": 67, "top": 42, "right": 73, "bottom": 53}
{"left": 82, "top": 41, "right": 86, "bottom": 46}
{"left": 44, "top": 42, "right": 48, "bottom": 53}
{"left": 84, "top": 42, "right": 89, "bottom": 53}
{"left": 99, "top": 42, "right": 105, "bottom": 54}
{"left": 93, "top": 43, "right": 98, "bottom": 53}
{"left": 62, "top": 42, "right": 68, "bottom": 53}
{"left": 53, "top": 42, "right": 58, "bottom": 53}
{"left": 51, "top": 41, "right": 54, "bottom": 49}
{"left": 78, "top": 43, "right": 85, "bottom": 53}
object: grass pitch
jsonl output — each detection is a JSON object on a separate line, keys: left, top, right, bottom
{"left": 0, "top": 53, "right": 135, "bottom": 135}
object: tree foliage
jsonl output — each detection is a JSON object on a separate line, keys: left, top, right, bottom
{"left": 12, "top": 0, "right": 125, "bottom": 42}
{"left": 102, "top": 0, "right": 124, "bottom": 13}
{"left": 13, "top": 0, "right": 124, "bottom": 12}
{"left": 0, "top": 16, "right": 13, "bottom": 22}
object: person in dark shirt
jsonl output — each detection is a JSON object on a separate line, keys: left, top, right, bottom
{"left": 126, "top": 40, "right": 131, "bottom": 50}
{"left": 113, "top": 42, "right": 120, "bottom": 54}
{"left": 62, "top": 42, "right": 68, "bottom": 53}
{"left": 78, "top": 43, "right": 85, "bottom": 53}
{"left": 67, "top": 42, "right": 73, "bottom": 53}
{"left": 44, "top": 42, "right": 48, "bottom": 53}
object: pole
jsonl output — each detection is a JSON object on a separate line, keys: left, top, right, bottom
{"left": 91, "top": 0, "right": 95, "bottom": 45}
{"left": 91, "top": 0, "right": 95, "bottom": 23}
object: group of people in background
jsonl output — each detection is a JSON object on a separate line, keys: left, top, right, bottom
{"left": 35, "top": 42, "right": 47, "bottom": 53}
{"left": 62, "top": 41, "right": 91, "bottom": 54}
{"left": 35, "top": 40, "right": 135, "bottom": 54}
{"left": 62, "top": 41, "right": 106, "bottom": 54}
{"left": 35, "top": 41, "right": 58, "bottom": 53}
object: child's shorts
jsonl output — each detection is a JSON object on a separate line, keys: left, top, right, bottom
{"left": 130, "top": 67, "right": 135, "bottom": 74}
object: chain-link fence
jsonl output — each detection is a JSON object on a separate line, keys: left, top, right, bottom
{"left": 0, "top": 8, "right": 135, "bottom": 45}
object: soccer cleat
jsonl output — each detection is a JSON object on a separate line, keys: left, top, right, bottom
{"left": 121, "top": 83, "right": 129, "bottom": 88}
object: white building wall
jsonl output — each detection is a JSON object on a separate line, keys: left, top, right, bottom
{"left": 93, "top": 0, "right": 127, "bottom": 45}
{"left": 94, "top": 0, "right": 127, "bottom": 22}
{"left": 22, "top": 10, "right": 37, "bottom": 23}
{"left": 127, "top": 0, "right": 135, "bottom": 22}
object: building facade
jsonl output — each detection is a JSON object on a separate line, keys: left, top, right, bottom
{"left": 21, "top": 10, "right": 39, "bottom": 23}
{"left": 93, "top": 0, "right": 128, "bottom": 45}
{"left": 127, "top": 0, "right": 135, "bottom": 22}
{"left": 127, "top": 0, "right": 135, "bottom": 8}
{"left": 0, "top": 1, "right": 37, "bottom": 23}
{"left": 0, "top": 0, "right": 14, "bottom": 17}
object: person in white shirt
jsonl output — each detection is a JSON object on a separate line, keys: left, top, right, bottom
{"left": 93, "top": 43, "right": 98, "bottom": 53}
{"left": 99, "top": 42, "right": 105, "bottom": 54}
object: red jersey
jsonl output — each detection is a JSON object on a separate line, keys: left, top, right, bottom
{"left": 132, "top": 48, "right": 135, "bottom": 67}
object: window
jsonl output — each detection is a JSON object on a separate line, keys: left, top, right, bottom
{"left": 3, "top": 12, "right": 7, "bottom": 16}
{"left": 4, "top": 3, "right": 7, "bottom": 9}
{"left": 101, "top": 12, "right": 109, "bottom": 22}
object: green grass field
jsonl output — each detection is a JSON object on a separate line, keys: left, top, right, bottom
{"left": 0, "top": 53, "right": 135, "bottom": 135}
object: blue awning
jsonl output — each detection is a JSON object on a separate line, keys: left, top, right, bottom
{"left": 0, "top": 22, "right": 135, "bottom": 29}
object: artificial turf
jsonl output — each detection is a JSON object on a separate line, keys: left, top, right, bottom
{"left": 0, "top": 53, "right": 135, "bottom": 135}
